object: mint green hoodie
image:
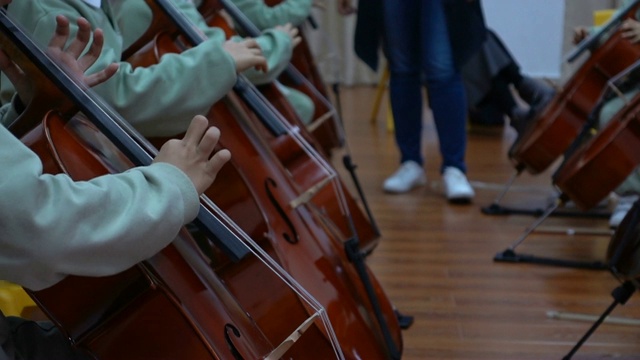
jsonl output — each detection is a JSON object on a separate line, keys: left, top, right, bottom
{"left": 224, "top": 0, "right": 313, "bottom": 28}
{"left": 114, "top": 0, "right": 294, "bottom": 86}
{"left": 113, "top": 0, "right": 316, "bottom": 123}
{"left": 202, "top": 0, "right": 316, "bottom": 123}
{"left": 0, "top": 122, "right": 199, "bottom": 291}
{"left": 0, "top": 0, "right": 205, "bottom": 291}
{"left": 2, "top": 0, "right": 238, "bottom": 137}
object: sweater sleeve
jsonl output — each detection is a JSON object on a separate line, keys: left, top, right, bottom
{"left": 3, "top": 1, "right": 238, "bottom": 138}
{"left": 239, "top": 29, "right": 293, "bottom": 85}
{"left": 0, "top": 125, "right": 200, "bottom": 291}
{"left": 92, "top": 43, "right": 237, "bottom": 137}
{"left": 228, "top": 0, "right": 313, "bottom": 29}
{"left": 0, "top": 96, "right": 23, "bottom": 128}
{"left": 174, "top": 0, "right": 293, "bottom": 85}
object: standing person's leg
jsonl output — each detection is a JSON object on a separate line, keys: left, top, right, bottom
{"left": 421, "top": 0, "right": 474, "bottom": 202}
{"left": 381, "top": 0, "right": 427, "bottom": 193}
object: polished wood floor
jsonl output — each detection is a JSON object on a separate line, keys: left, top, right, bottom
{"left": 332, "top": 85, "right": 640, "bottom": 360}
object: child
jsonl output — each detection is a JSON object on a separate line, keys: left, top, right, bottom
{"left": 0, "top": 8, "right": 231, "bottom": 358}
{"left": 573, "top": 0, "right": 640, "bottom": 228}
{"left": 2, "top": 0, "right": 268, "bottom": 137}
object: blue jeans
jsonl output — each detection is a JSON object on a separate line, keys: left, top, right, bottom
{"left": 383, "top": 0, "right": 468, "bottom": 173}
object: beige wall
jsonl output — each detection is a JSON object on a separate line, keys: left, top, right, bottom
{"left": 561, "top": 0, "right": 619, "bottom": 80}
{"left": 304, "top": 1, "right": 380, "bottom": 86}
{"left": 308, "top": 0, "right": 625, "bottom": 86}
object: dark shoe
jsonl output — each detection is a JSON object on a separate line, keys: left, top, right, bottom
{"left": 516, "top": 76, "right": 555, "bottom": 114}
{"left": 509, "top": 105, "right": 533, "bottom": 135}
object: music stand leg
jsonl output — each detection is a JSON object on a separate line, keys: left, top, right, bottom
{"left": 494, "top": 249, "right": 608, "bottom": 269}
{"left": 483, "top": 203, "right": 610, "bottom": 218}
{"left": 481, "top": 169, "right": 609, "bottom": 218}
{"left": 494, "top": 197, "right": 609, "bottom": 270}
{"left": 563, "top": 281, "right": 636, "bottom": 359}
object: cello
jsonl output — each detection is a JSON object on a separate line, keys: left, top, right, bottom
{"left": 199, "top": 0, "right": 345, "bottom": 156}
{"left": 494, "top": 62, "right": 640, "bottom": 268}
{"left": 561, "top": 199, "right": 640, "bottom": 359}
{"left": 258, "top": 0, "right": 337, "bottom": 103}
{"left": 607, "top": 199, "right": 640, "bottom": 280}
{"left": 0, "top": 9, "right": 342, "bottom": 359}
{"left": 121, "top": 0, "right": 404, "bottom": 357}
{"left": 552, "top": 78, "right": 640, "bottom": 211}
{"left": 128, "top": 0, "right": 380, "bottom": 254}
{"left": 196, "top": 0, "right": 382, "bottom": 254}
{"left": 509, "top": 0, "right": 640, "bottom": 175}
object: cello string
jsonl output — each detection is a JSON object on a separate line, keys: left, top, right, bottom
{"left": 145, "top": 3, "right": 404, "bottom": 357}
{"left": 92, "top": 85, "right": 344, "bottom": 356}
{"left": 195, "top": 198, "right": 344, "bottom": 359}
{"left": 0, "top": 9, "right": 342, "bottom": 356}
{"left": 145, "top": 1, "right": 347, "bottom": 355}
{"left": 218, "top": 0, "right": 348, "bottom": 146}
{"left": 211, "top": 0, "right": 360, "bottom": 231}
{"left": 204, "top": 0, "right": 359, "bottom": 240}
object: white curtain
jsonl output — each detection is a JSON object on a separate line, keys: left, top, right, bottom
{"left": 302, "top": 2, "right": 381, "bottom": 86}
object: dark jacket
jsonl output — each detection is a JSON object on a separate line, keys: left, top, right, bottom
{"left": 354, "top": 0, "right": 487, "bottom": 71}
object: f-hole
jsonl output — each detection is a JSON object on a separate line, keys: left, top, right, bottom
{"left": 224, "top": 324, "right": 245, "bottom": 360}
{"left": 265, "top": 178, "right": 299, "bottom": 244}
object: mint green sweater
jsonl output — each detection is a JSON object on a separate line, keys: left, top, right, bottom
{"left": 0, "top": 0, "right": 207, "bottom": 291}
{"left": 2, "top": 0, "right": 238, "bottom": 137}
{"left": 113, "top": 0, "right": 293, "bottom": 86}
{"left": 223, "top": 0, "right": 313, "bottom": 28}
{"left": 0, "top": 123, "right": 199, "bottom": 291}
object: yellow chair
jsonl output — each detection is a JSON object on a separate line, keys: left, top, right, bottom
{"left": 594, "top": 9, "right": 616, "bottom": 26}
{"left": 0, "top": 281, "right": 35, "bottom": 317}
{"left": 369, "top": 64, "right": 395, "bottom": 132}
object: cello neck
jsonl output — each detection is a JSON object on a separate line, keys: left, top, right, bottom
{"left": 0, "top": 8, "right": 348, "bottom": 359}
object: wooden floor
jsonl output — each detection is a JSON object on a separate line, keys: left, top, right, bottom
{"left": 331, "top": 85, "right": 640, "bottom": 360}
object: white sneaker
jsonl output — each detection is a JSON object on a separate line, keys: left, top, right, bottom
{"left": 442, "top": 167, "right": 475, "bottom": 203}
{"left": 609, "top": 195, "right": 639, "bottom": 228}
{"left": 383, "top": 161, "right": 426, "bottom": 193}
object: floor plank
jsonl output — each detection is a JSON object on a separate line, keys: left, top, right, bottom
{"left": 332, "top": 85, "right": 640, "bottom": 360}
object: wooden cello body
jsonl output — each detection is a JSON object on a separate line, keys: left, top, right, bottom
{"left": 127, "top": 26, "right": 403, "bottom": 358}
{"left": 562, "top": 200, "right": 640, "bottom": 359}
{"left": 553, "top": 89, "right": 640, "bottom": 211}
{"left": 195, "top": 0, "right": 381, "bottom": 254}
{"left": 509, "top": 3, "right": 640, "bottom": 175}
{"left": 26, "top": 111, "right": 345, "bottom": 359}
{"left": 199, "top": 0, "right": 345, "bottom": 156}
{"left": 121, "top": 0, "right": 379, "bottom": 255}
{"left": 201, "top": 94, "right": 403, "bottom": 359}
{"left": 27, "top": 121, "right": 273, "bottom": 360}
{"left": 0, "top": 10, "right": 341, "bottom": 359}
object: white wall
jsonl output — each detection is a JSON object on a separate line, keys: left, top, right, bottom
{"left": 479, "top": 0, "right": 566, "bottom": 79}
